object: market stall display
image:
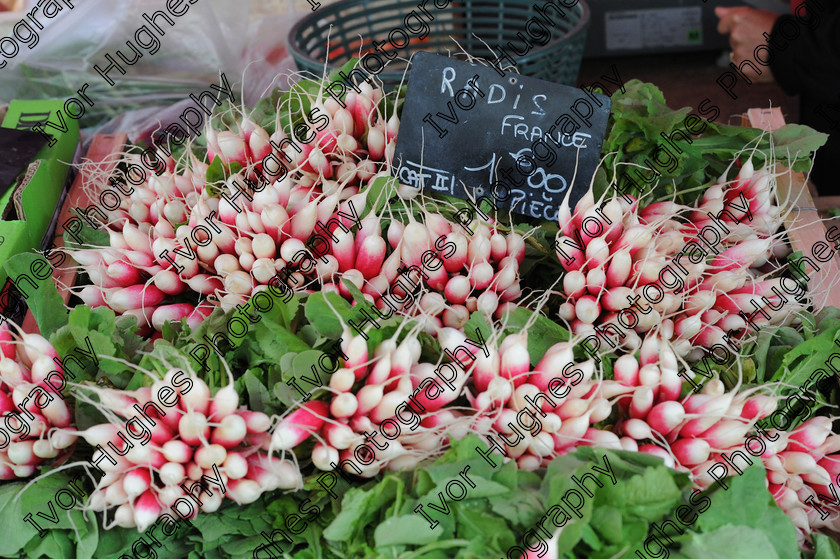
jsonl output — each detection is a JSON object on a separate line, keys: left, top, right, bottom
{"left": 0, "top": 55, "right": 839, "bottom": 559}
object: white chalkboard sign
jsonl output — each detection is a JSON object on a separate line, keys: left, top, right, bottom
{"left": 393, "top": 52, "right": 611, "bottom": 222}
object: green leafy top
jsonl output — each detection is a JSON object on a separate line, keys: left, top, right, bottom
{"left": 250, "top": 436, "right": 810, "bottom": 559}
{"left": 0, "top": 436, "right": 824, "bottom": 559}
{"left": 599, "top": 80, "right": 829, "bottom": 206}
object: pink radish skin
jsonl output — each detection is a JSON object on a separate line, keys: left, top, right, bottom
{"left": 159, "top": 462, "right": 186, "bottom": 485}
{"left": 740, "top": 395, "right": 778, "bottom": 421}
{"left": 227, "top": 478, "right": 263, "bottom": 504}
{"left": 0, "top": 391, "right": 14, "bottom": 414}
{"left": 153, "top": 270, "right": 186, "bottom": 295}
{"left": 106, "top": 261, "right": 142, "bottom": 286}
{"left": 709, "top": 238, "right": 771, "bottom": 272}
{"left": 613, "top": 354, "right": 639, "bottom": 386}
{"left": 585, "top": 266, "right": 606, "bottom": 296}
{"left": 605, "top": 249, "right": 632, "bottom": 288}
{"left": 151, "top": 304, "right": 194, "bottom": 330}
{"left": 135, "top": 490, "right": 163, "bottom": 531}
{"left": 7, "top": 441, "right": 37, "bottom": 465}
{"left": 217, "top": 131, "right": 247, "bottom": 164}
{"left": 76, "top": 423, "right": 120, "bottom": 447}
{"left": 0, "top": 323, "right": 16, "bottom": 359}
{"left": 29, "top": 355, "right": 59, "bottom": 385}
{"left": 788, "top": 417, "right": 832, "bottom": 451}
{"left": 194, "top": 444, "right": 227, "bottom": 469}
{"left": 499, "top": 334, "right": 530, "bottom": 387}
{"left": 647, "top": 401, "right": 685, "bottom": 434}
{"left": 178, "top": 411, "right": 210, "bottom": 446}
{"left": 223, "top": 451, "right": 249, "bottom": 479}
{"left": 105, "top": 285, "right": 166, "bottom": 313}
{"left": 180, "top": 377, "right": 211, "bottom": 415}
{"left": 112, "top": 502, "right": 136, "bottom": 528}
{"left": 312, "top": 442, "right": 339, "bottom": 471}
{"left": 622, "top": 418, "right": 652, "bottom": 440}
{"left": 629, "top": 387, "right": 654, "bottom": 419}
{"left": 209, "top": 384, "right": 239, "bottom": 420}
{"left": 32, "top": 439, "right": 59, "bottom": 459}
{"left": 323, "top": 421, "right": 360, "bottom": 450}
{"left": 410, "top": 363, "right": 464, "bottom": 412}
{"left": 658, "top": 366, "right": 682, "bottom": 402}
{"left": 563, "top": 270, "right": 585, "bottom": 298}
{"left": 356, "top": 235, "right": 387, "bottom": 279}
{"left": 124, "top": 250, "right": 155, "bottom": 269}
{"left": 123, "top": 468, "right": 151, "bottom": 497}
{"left": 575, "top": 296, "right": 600, "bottom": 324}
{"left": 210, "top": 414, "right": 247, "bottom": 448}
{"left": 161, "top": 440, "right": 193, "bottom": 463}
{"left": 186, "top": 304, "right": 214, "bottom": 330}
{"left": 355, "top": 384, "right": 384, "bottom": 415}
{"left": 555, "top": 236, "right": 584, "bottom": 271}
{"left": 239, "top": 411, "right": 272, "bottom": 433}
{"left": 185, "top": 274, "right": 223, "bottom": 295}
{"left": 0, "top": 359, "right": 29, "bottom": 385}
{"left": 271, "top": 401, "right": 328, "bottom": 450}
{"left": 698, "top": 420, "right": 752, "bottom": 449}
{"left": 18, "top": 332, "right": 59, "bottom": 365}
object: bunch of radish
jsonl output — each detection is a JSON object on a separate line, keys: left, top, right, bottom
{"left": 507, "top": 344, "right": 836, "bottom": 553}
{"left": 597, "top": 330, "right": 840, "bottom": 544}
{"left": 690, "top": 412, "right": 840, "bottom": 543}
{"left": 65, "top": 75, "right": 530, "bottom": 339}
{"left": 0, "top": 321, "right": 77, "bottom": 479}
{"left": 609, "top": 339, "right": 764, "bottom": 473}
{"left": 265, "top": 306, "right": 840, "bottom": 545}
{"left": 205, "top": 84, "right": 396, "bottom": 172}
{"left": 67, "top": 368, "right": 298, "bottom": 531}
{"left": 69, "top": 146, "right": 216, "bottom": 335}
{"left": 66, "top": 80, "right": 406, "bottom": 334}
{"left": 517, "top": 416, "right": 840, "bottom": 555}
{"left": 333, "top": 201, "right": 527, "bottom": 331}
{"left": 555, "top": 157, "right": 802, "bottom": 360}
{"left": 263, "top": 321, "right": 627, "bottom": 477}
{"left": 762, "top": 417, "right": 840, "bottom": 540}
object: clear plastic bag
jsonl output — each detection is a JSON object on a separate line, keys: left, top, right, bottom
{"left": 0, "top": 0, "right": 299, "bottom": 134}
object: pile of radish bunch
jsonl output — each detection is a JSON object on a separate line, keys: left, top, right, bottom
{"left": 347, "top": 206, "right": 527, "bottom": 331}
{"left": 605, "top": 330, "right": 840, "bottom": 543}
{"left": 71, "top": 155, "right": 217, "bottom": 333}
{"left": 556, "top": 159, "right": 800, "bottom": 359}
{"left": 68, "top": 82, "right": 400, "bottom": 333}
{"left": 264, "top": 313, "right": 840, "bottom": 543}
{"left": 50, "top": 68, "right": 836, "bottom": 549}
{"left": 690, "top": 411, "right": 840, "bottom": 540}
{"left": 265, "top": 325, "right": 613, "bottom": 476}
{"left": 68, "top": 79, "right": 531, "bottom": 337}
{"left": 0, "top": 322, "right": 76, "bottom": 479}
{"left": 206, "top": 84, "right": 397, "bottom": 179}
{"left": 761, "top": 417, "right": 840, "bottom": 538}
{"left": 70, "top": 369, "right": 299, "bottom": 531}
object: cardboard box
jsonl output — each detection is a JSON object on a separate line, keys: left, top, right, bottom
{"left": 0, "top": 100, "right": 79, "bottom": 286}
